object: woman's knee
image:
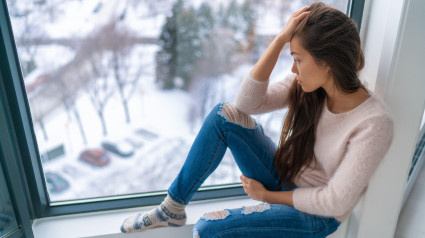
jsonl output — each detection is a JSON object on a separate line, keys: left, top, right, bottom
{"left": 192, "top": 219, "right": 213, "bottom": 238}
{"left": 193, "top": 209, "right": 231, "bottom": 238}
{"left": 217, "top": 103, "right": 256, "bottom": 129}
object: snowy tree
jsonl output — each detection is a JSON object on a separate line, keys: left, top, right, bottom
{"left": 185, "top": 1, "right": 259, "bottom": 128}
{"left": 27, "top": 74, "right": 51, "bottom": 141}
{"left": 44, "top": 65, "right": 88, "bottom": 145}
{"left": 79, "top": 21, "right": 146, "bottom": 133}
{"left": 220, "top": 0, "right": 240, "bottom": 32}
{"left": 85, "top": 49, "right": 115, "bottom": 136}
{"left": 156, "top": 0, "right": 203, "bottom": 90}
{"left": 196, "top": 3, "right": 215, "bottom": 39}
{"left": 175, "top": 7, "right": 202, "bottom": 90}
{"left": 155, "top": 0, "right": 181, "bottom": 90}
{"left": 101, "top": 23, "right": 144, "bottom": 124}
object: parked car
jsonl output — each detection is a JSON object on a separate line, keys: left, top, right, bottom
{"left": 40, "top": 144, "right": 65, "bottom": 163}
{"left": 134, "top": 128, "right": 158, "bottom": 140}
{"left": 79, "top": 149, "right": 110, "bottom": 167}
{"left": 44, "top": 171, "right": 70, "bottom": 193}
{"left": 101, "top": 140, "right": 134, "bottom": 158}
{"left": 62, "top": 165, "right": 85, "bottom": 177}
{"left": 124, "top": 136, "right": 144, "bottom": 148}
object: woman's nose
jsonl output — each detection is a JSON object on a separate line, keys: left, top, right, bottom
{"left": 291, "top": 62, "right": 298, "bottom": 74}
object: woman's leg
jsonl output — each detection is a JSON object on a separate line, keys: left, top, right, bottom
{"left": 121, "top": 103, "right": 280, "bottom": 233}
{"left": 193, "top": 204, "right": 341, "bottom": 238}
{"left": 168, "top": 103, "right": 280, "bottom": 204}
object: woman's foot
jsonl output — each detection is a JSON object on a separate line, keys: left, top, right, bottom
{"left": 120, "top": 195, "right": 187, "bottom": 233}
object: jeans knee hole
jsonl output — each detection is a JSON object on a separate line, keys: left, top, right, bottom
{"left": 241, "top": 203, "right": 271, "bottom": 215}
{"left": 218, "top": 104, "right": 256, "bottom": 129}
{"left": 193, "top": 228, "right": 200, "bottom": 238}
{"left": 200, "top": 209, "right": 231, "bottom": 221}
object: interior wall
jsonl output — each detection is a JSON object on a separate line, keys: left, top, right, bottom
{"left": 350, "top": 0, "right": 425, "bottom": 237}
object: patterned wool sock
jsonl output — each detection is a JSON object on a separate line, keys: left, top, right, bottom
{"left": 120, "top": 195, "right": 187, "bottom": 233}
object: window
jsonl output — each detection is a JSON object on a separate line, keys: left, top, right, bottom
{"left": 0, "top": 0, "right": 361, "bottom": 228}
{"left": 402, "top": 110, "right": 425, "bottom": 207}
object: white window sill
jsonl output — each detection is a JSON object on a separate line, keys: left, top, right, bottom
{"left": 32, "top": 196, "right": 260, "bottom": 238}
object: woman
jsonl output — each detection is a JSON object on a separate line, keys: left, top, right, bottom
{"left": 121, "top": 2, "right": 393, "bottom": 237}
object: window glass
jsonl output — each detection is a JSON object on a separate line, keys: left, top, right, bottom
{"left": 421, "top": 110, "right": 425, "bottom": 130}
{"left": 7, "top": 0, "right": 348, "bottom": 202}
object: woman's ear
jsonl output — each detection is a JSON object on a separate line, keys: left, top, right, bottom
{"left": 326, "top": 65, "right": 332, "bottom": 73}
{"left": 323, "top": 64, "right": 333, "bottom": 81}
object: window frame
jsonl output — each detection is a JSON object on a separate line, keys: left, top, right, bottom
{"left": 0, "top": 1, "right": 35, "bottom": 237}
{"left": 348, "top": 0, "right": 365, "bottom": 30}
{"left": 0, "top": 0, "right": 364, "bottom": 225}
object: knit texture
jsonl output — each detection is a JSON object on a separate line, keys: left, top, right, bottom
{"left": 120, "top": 195, "right": 186, "bottom": 233}
{"left": 234, "top": 73, "right": 394, "bottom": 222}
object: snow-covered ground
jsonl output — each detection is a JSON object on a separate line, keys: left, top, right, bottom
{"left": 36, "top": 59, "right": 290, "bottom": 202}
{"left": 8, "top": 0, "right": 347, "bottom": 202}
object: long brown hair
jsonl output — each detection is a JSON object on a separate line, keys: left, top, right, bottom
{"left": 274, "top": 2, "right": 365, "bottom": 188}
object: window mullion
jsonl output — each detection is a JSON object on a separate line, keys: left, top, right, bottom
{"left": 348, "top": 0, "right": 366, "bottom": 30}
{"left": 0, "top": 0, "right": 49, "bottom": 221}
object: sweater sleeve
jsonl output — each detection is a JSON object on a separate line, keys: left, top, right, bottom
{"left": 292, "top": 115, "right": 394, "bottom": 218}
{"left": 234, "top": 72, "right": 295, "bottom": 115}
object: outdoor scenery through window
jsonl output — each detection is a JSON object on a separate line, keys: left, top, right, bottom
{"left": 7, "top": 0, "right": 347, "bottom": 202}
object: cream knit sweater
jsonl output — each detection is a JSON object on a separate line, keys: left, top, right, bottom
{"left": 234, "top": 73, "right": 394, "bottom": 222}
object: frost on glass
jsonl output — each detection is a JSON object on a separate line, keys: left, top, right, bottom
{"left": 7, "top": 0, "right": 347, "bottom": 202}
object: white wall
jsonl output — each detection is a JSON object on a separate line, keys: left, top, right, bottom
{"left": 349, "top": 0, "right": 425, "bottom": 237}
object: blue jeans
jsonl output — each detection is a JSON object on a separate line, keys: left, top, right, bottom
{"left": 168, "top": 103, "right": 340, "bottom": 237}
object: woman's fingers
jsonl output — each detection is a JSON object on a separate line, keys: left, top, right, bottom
{"left": 240, "top": 175, "right": 254, "bottom": 186}
{"left": 240, "top": 174, "right": 248, "bottom": 183}
{"left": 278, "top": 6, "right": 310, "bottom": 42}
{"left": 291, "top": 8, "right": 310, "bottom": 24}
{"left": 292, "top": 6, "right": 309, "bottom": 18}
{"left": 296, "top": 11, "right": 310, "bottom": 21}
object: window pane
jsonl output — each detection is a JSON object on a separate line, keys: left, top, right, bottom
{"left": 7, "top": 0, "right": 348, "bottom": 202}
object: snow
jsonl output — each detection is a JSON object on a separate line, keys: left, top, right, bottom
{"left": 7, "top": 0, "right": 347, "bottom": 202}
{"left": 33, "top": 44, "right": 76, "bottom": 71}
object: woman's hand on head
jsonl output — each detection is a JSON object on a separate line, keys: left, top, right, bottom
{"left": 278, "top": 6, "right": 310, "bottom": 43}
{"left": 240, "top": 175, "right": 268, "bottom": 202}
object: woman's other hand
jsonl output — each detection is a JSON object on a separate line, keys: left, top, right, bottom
{"left": 240, "top": 174, "right": 268, "bottom": 202}
{"left": 250, "top": 6, "right": 309, "bottom": 82}
{"left": 278, "top": 6, "right": 310, "bottom": 43}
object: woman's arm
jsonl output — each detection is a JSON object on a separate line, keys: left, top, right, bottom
{"left": 250, "top": 35, "right": 288, "bottom": 82}
{"left": 240, "top": 175, "right": 294, "bottom": 206}
{"left": 234, "top": 7, "right": 309, "bottom": 115}
{"left": 250, "top": 6, "right": 309, "bottom": 82}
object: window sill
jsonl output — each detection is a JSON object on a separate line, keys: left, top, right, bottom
{"left": 32, "top": 196, "right": 259, "bottom": 238}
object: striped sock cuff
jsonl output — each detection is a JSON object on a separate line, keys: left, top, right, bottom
{"left": 163, "top": 195, "right": 186, "bottom": 214}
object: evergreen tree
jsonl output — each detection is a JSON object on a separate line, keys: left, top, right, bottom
{"left": 221, "top": 0, "right": 239, "bottom": 32}
{"left": 240, "top": 0, "right": 257, "bottom": 54}
{"left": 196, "top": 3, "right": 214, "bottom": 39}
{"left": 175, "top": 6, "right": 202, "bottom": 90}
{"left": 193, "top": 3, "right": 218, "bottom": 78}
{"left": 156, "top": 0, "right": 258, "bottom": 90}
{"left": 155, "top": 0, "right": 183, "bottom": 89}
{"left": 240, "top": 0, "right": 256, "bottom": 35}
{"left": 156, "top": 0, "right": 202, "bottom": 90}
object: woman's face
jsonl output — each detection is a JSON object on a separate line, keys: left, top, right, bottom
{"left": 290, "top": 36, "right": 332, "bottom": 93}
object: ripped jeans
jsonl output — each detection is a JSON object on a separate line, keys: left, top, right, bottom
{"left": 168, "top": 103, "right": 340, "bottom": 237}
